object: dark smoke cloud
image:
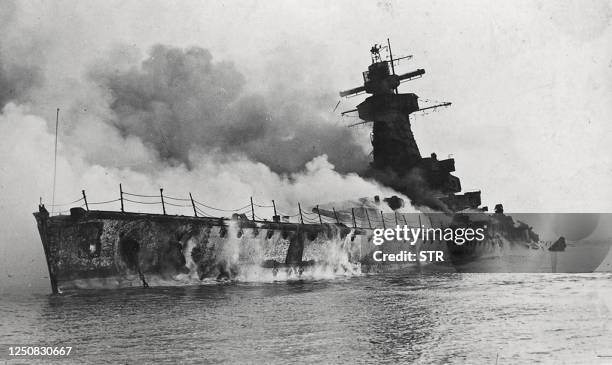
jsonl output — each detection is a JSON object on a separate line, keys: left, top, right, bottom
{"left": 91, "top": 44, "right": 369, "bottom": 173}
{"left": 0, "top": 1, "right": 44, "bottom": 108}
{"left": 368, "top": 168, "right": 452, "bottom": 213}
{"left": 0, "top": 60, "right": 41, "bottom": 107}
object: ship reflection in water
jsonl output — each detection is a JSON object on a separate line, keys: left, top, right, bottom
{"left": 2, "top": 273, "right": 612, "bottom": 364}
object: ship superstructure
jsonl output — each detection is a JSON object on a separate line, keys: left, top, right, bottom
{"left": 339, "top": 40, "right": 479, "bottom": 211}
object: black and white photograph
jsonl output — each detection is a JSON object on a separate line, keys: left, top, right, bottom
{"left": 1, "top": 1, "right": 611, "bottom": 363}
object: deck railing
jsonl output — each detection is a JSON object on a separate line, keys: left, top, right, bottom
{"left": 45, "top": 185, "right": 418, "bottom": 230}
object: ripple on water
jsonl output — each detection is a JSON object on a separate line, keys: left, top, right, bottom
{"left": 1, "top": 273, "right": 611, "bottom": 364}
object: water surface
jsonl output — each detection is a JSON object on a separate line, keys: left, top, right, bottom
{"left": 2, "top": 273, "right": 612, "bottom": 364}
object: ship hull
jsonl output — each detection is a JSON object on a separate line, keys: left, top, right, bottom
{"left": 33, "top": 208, "right": 612, "bottom": 292}
{"left": 33, "top": 208, "right": 361, "bottom": 293}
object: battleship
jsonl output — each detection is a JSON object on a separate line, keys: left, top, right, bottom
{"left": 34, "top": 40, "right": 612, "bottom": 293}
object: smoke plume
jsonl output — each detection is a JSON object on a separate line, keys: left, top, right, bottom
{"left": 0, "top": 3, "right": 43, "bottom": 108}
{"left": 90, "top": 44, "right": 370, "bottom": 174}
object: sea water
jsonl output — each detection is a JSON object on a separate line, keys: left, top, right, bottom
{"left": 1, "top": 273, "right": 611, "bottom": 364}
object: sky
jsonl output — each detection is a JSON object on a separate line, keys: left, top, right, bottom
{"left": 0, "top": 0, "right": 611, "bottom": 290}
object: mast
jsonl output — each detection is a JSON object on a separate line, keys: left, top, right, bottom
{"left": 51, "top": 108, "right": 59, "bottom": 215}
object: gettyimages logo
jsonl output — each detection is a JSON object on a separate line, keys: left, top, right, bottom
{"left": 372, "top": 225, "right": 486, "bottom": 246}
{"left": 370, "top": 225, "right": 486, "bottom": 263}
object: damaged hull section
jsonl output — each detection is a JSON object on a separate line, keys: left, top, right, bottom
{"left": 33, "top": 207, "right": 364, "bottom": 293}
